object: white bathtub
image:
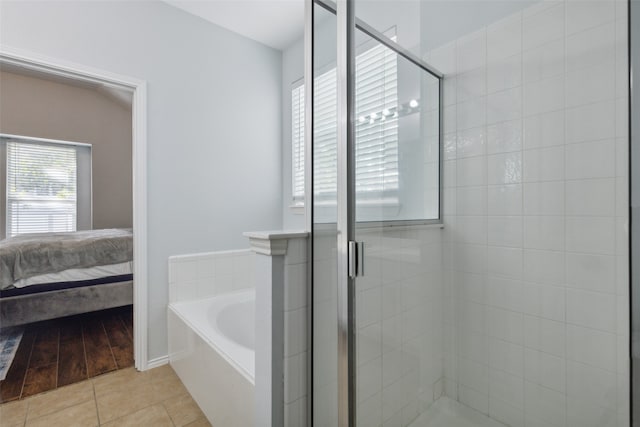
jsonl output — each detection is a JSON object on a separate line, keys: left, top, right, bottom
{"left": 168, "top": 289, "right": 255, "bottom": 426}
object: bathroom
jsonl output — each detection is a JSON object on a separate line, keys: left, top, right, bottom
{"left": 0, "top": 0, "right": 636, "bottom": 426}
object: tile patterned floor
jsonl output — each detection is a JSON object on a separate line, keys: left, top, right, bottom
{"left": 0, "top": 364, "right": 212, "bottom": 427}
{"left": 1, "top": 306, "right": 134, "bottom": 402}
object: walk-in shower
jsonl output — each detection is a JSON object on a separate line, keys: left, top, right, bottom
{"left": 309, "top": 0, "right": 631, "bottom": 426}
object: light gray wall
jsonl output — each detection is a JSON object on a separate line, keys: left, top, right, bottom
{"left": 0, "top": 0, "right": 283, "bottom": 360}
{"left": 0, "top": 70, "right": 133, "bottom": 231}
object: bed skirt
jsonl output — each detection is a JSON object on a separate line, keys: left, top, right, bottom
{"left": 0, "top": 280, "right": 133, "bottom": 328}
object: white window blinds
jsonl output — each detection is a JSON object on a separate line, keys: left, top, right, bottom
{"left": 292, "top": 83, "right": 305, "bottom": 200}
{"left": 5, "top": 140, "right": 84, "bottom": 237}
{"left": 292, "top": 38, "right": 398, "bottom": 202}
{"left": 312, "top": 68, "right": 338, "bottom": 199}
{"left": 355, "top": 41, "right": 399, "bottom": 195}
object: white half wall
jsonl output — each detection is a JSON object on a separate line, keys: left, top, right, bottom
{"left": 0, "top": 0, "right": 284, "bottom": 361}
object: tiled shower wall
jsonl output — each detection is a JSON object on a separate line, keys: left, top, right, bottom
{"left": 281, "top": 236, "right": 310, "bottom": 427}
{"left": 167, "top": 237, "right": 309, "bottom": 427}
{"left": 312, "top": 225, "right": 444, "bottom": 427}
{"left": 355, "top": 226, "right": 445, "bottom": 426}
{"left": 426, "top": 0, "right": 630, "bottom": 426}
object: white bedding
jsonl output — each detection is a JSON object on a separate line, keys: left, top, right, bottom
{"left": 12, "top": 261, "right": 133, "bottom": 288}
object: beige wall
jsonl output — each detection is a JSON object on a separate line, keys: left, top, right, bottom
{"left": 0, "top": 70, "right": 133, "bottom": 230}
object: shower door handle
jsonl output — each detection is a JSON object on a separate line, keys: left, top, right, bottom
{"left": 348, "top": 241, "right": 364, "bottom": 278}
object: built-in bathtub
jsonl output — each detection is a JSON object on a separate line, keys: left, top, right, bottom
{"left": 167, "top": 233, "right": 309, "bottom": 427}
{"left": 168, "top": 289, "right": 255, "bottom": 426}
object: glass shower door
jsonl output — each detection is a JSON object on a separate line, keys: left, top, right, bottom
{"left": 311, "top": 1, "right": 442, "bottom": 425}
{"left": 351, "top": 29, "right": 442, "bottom": 427}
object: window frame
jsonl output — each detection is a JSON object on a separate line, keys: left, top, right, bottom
{"left": 291, "top": 78, "right": 306, "bottom": 208}
{"left": 291, "top": 31, "right": 443, "bottom": 226}
{"left": 0, "top": 133, "right": 92, "bottom": 239}
{"left": 292, "top": 34, "right": 403, "bottom": 208}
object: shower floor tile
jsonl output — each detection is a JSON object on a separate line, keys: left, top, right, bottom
{"left": 411, "top": 397, "right": 508, "bottom": 427}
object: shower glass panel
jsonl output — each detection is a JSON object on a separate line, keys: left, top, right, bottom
{"left": 352, "top": 31, "right": 442, "bottom": 427}
{"left": 313, "top": 0, "right": 630, "bottom": 426}
{"left": 311, "top": 1, "right": 442, "bottom": 425}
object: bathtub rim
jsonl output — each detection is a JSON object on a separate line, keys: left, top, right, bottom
{"left": 168, "top": 289, "right": 255, "bottom": 385}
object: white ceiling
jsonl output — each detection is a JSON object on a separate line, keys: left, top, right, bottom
{"left": 164, "top": 0, "right": 305, "bottom": 51}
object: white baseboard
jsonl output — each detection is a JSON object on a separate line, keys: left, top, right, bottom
{"left": 146, "top": 355, "right": 169, "bottom": 370}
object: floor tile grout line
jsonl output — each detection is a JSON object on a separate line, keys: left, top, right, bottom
{"left": 22, "top": 393, "right": 97, "bottom": 425}
{"left": 5, "top": 365, "right": 203, "bottom": 427}
{"left": 93, "top": 378, "right": 101, "bottom": 426}
{"left": 161, "top": 398, "right": 179, "bottom": 427}
{"left": 98, "top": 398, "right": 177, "bottom": 426}
{"left": 21, "top": 392, "right": 28, "bottom": 427}
{"left": 54, "top": 327, "right": 60, "bottom": 390}
{"left": 163, "top": 402, "right": 178, "bottom": 427}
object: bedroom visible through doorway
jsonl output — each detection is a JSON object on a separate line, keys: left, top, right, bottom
{"left": 0, "top": 58, "right": 142, "bottom": 400}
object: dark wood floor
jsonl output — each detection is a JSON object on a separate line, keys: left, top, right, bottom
{"left": 0, "top": 305, "right": 133, "bottom": 403}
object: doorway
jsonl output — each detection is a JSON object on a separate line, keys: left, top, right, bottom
{"left": 0, "top": 47, "right": 149, "bottom": 375}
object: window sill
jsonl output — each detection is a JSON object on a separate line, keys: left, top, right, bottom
{"left": 289, "top": 204, "right": 305, "bottom": 215}
{"left": 294, "top": 198, "right": 401, "bottom": 208}
{"left": 291, "top": 198, "right": 406, "bottom": 219}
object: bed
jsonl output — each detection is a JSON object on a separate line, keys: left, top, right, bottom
{"left": 0, "top": 228, "right": 133, "bottom": 327}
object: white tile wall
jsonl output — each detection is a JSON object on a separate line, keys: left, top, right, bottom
{"left": 168, "top": 249, "right": 255, "bottom": 303}
{"left": 354, "top": 226, "right": 445, "bottom": 427}
{"left": 282, "top": 236, "right": 310, "bottom": 427}
{"left": 430, "top": 0, "right": 629, "bottom": 425}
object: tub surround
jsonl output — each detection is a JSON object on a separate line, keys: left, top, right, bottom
{"left": 170, "top": 289, "right": 255, "bottom": 382}
{"left": 244, "top": 230, "right": 309, "bottom": 427}
{"left": 168, "top": 249, "right": 256, "bottom": 426}
{"left": 168, "top": 249, "right": 255, "bottom": 303}
{"left": 167, "top": 231, "right": 309, "bottom": 427}
{"left": 168, "top": 307, "right": 254, "bottom": 426}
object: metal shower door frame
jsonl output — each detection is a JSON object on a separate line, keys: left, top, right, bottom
{"left": 306, "top": 1, "right": 444, "bottom": 425}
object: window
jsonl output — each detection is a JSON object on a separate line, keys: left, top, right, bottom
{"left": 291, "top": 36, "right": 399, "bottom": 204}
{"left": 1, "top": 136, "right": 92, "bottom": 238}
{"left": 292, "top": 83, "right": 305, "bottom": 201}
